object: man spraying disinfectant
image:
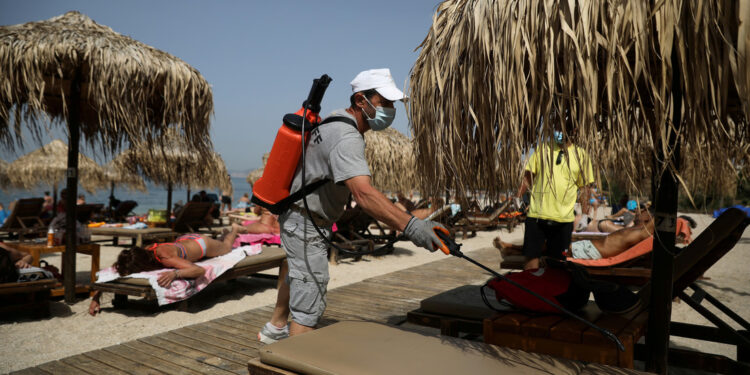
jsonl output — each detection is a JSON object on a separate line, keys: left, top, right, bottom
{"left": 254, "top": 69, "right": 446, "bottom": 343}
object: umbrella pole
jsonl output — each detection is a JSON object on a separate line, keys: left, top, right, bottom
{"left": 645, "top": 45, "right": 682, "bottom": 374}
{"left": 167, "top": 181, "right": 173, "bottom": 220}
{"left": 52, "top": 183, "right": 57, "bottom": 212}
{"left": 63, "top": 67, "right": 81, "bottom": 304}
{"left": 109, "top": 181, "right": 115, "bottom": 217}
{"left": 187, "top": 185, "right": 190, "bottom": 202}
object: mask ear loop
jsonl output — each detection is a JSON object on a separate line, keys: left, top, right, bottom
{"left": 361, "top": 94, "right": 377, "bottom": 120}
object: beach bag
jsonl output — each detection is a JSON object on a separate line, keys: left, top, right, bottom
{"left": 486, "top": 267, "right": 589, "bottom": 313}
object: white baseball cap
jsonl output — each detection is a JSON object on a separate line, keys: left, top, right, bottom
{"left": 350, "top": 68, "right": 406, "bottom": 101}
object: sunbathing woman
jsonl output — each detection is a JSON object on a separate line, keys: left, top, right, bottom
{"left": 89, "top": 224, "right": 242, "bottom": 315}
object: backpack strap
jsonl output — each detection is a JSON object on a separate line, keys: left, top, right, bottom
{"left": 319, "top": 115, "right": 357, "bottom": 129}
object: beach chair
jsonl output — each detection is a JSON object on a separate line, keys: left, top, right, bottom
{"left": 0, "top": 278, "right": 57, "bottom": 318}
{"left": 500, "top": 217, "right": 695, "bottom": 285}
{"left": 76, "top": 203, "right": 104, "bottom": 223}
{"left": 91, "top": 245, "right": 286, "bottom": 312}
{"left": 109, "top": 200, "right": 138, "bottom": 222}
{"left": 0, "top": 198, "right": 45, "bottom": 240}
{"left": 451, "top": 200, "right": 517, "bottom": 238}
{"left": 171, "top": 201, "right": 216, "bottom": 234}
{"left": 247, "top": 321, "right": 649, "bottom": 375}
{"left": 330, "top": 206, "right": 398, "bottom": 263}
{"left": 419, "top": 208, "right": 747, "bottom": 371}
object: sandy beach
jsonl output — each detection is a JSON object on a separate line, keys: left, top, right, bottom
{"left": 2, "top": 210, "right": 748, "bottom": 373}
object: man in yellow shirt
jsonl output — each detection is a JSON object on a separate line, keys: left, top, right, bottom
{"left": 517, "top": 123, "right": 594, "bottom": 270}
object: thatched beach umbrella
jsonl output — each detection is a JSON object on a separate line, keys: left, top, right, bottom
{"left": 247, "top": 152, "right": 269, "bottom": 185}
{"left": 0, "top": 159, "right": 9, "bottom": 190}
{"left": 0, "top": 11, "right": 213, "bottom": 302}
{"left": 364, "top": 127, "right": 418, "bottom": 194}
{"left": 409, "top": 1, "right": 750, "bottom": 371}
{"left": 6, "top": 140, "right": 106, "bottom": 202}
{"left": 116, "top": 128, "right": 230, "bottom": 218}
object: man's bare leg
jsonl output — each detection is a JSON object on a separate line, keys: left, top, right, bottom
{"left": 589, "top": 219, "right": 655, "bottom": 258}
{"left": 493, "top": 236, "right": 523, "bottom": 256}
{"left": 290, "top": 321, "right": 315, "bottom": 336}
{"left": 524, "top": 257, "right": 540, "bottom": 270}
{"left": 269, "top": 260, "right": 290, "bottom": 329}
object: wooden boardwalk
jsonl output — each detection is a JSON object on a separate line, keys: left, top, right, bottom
{"left": 11, "top": 248, "right": 499, "bottom": 375}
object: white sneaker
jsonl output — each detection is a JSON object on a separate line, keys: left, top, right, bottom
{"left": 258, "top": 322, "right": 289, "bottom": 344}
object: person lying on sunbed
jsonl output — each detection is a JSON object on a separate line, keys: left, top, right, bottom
{"left": 495, "top": 210, "right": 655, "bottom": 260}
{"left": 236, "top": 206, "right": 280, "bottom": 235}
{"left": 89, "top": 224, "right": 242, "bottom": 315}
{"left": 394, "top": 197, "right": 444, "bottom": 220}
{"left": 0, "top": 242, "right": 33, "bottom": 269}
{"left": 575, "top": 200, "right": 641, "bottom": 233}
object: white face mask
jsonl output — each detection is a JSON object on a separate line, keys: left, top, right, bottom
{"left": 362, "top": 96, "right": 396, "bottom": 131}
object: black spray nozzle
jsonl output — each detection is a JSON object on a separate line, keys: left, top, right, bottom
{"left": 302, "top": 74, "right": 332, "bottom": 113}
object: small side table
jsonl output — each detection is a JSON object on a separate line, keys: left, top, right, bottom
{"left": 14, "top": 243, "right": 101, "bottom": 296}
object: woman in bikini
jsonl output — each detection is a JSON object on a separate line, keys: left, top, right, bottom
{"left": 89, "top": 224, "right": 242, "bottom": 315}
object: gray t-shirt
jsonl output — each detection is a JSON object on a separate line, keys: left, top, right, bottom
{"left": 288, "top": 109, "right": 371, "bottom": 221}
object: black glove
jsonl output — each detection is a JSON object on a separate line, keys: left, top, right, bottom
{"left": 403, "top": 216, "right": 446, "bottom": 252}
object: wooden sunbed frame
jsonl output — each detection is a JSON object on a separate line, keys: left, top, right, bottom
{"left": 91, "top": 246, "right": 286, "bottom": 311}
{"left": 410, "top": 209, "right": 750, "bottom": 372}
{"left": 0, "top": 278, "right": 57, "bottom": 318}
{"left": 0, "top": 198, "right": 45, "bottom": 240}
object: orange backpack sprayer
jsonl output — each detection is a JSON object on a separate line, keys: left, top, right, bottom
{"left": 251, "top": 75, "right": 332, "bottom": 214}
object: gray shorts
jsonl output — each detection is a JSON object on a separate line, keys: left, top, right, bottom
{"left": 570, "top": 240, "right": 602, "bottom": 260}
{"left": 279, "top": 210, "right": 331, "bottom": 327}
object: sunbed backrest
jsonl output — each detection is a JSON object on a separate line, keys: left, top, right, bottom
{"left": 173, "top": 202, "right": 212, "bottom": 232}
{"left": 673, "top": 208, "right": 748, "bottom": 293}
{"left": 0, "top": 198, "right": 44, "bottom": 230}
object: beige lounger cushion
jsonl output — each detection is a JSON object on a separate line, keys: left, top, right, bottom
{"left": 260, "top": 321, "right": 594, "bottom": 375}
{"left": 115, "top": 246, "right": 285, "bottom": 286}
{"left": 420, "top": 284, "right": 509, "bottom": 320}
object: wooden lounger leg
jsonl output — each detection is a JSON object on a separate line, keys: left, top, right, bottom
{"left": 440, "top": 319, "right": 460, "bottom": 337}
{"left": 112, "top": 293, "right": 128, "bottom": 309}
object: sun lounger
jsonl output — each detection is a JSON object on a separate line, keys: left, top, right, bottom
{"left": 0, "top": 198, "right": 45, "bottom": 240}
{"left": 89, "top": 226, "right": 178, "bottom": 247}
{"left": 91, "top": 245, "right": 286, "bottom": 311}
{"left": 109, "top": 200, "right": 138, "bottom": 222}
{"left": 500, "top": 217, "right": 695, "bottom": 285}
{"left": 172, "top": 201, "right": 217, "bottom": 234}
{"left": 331, "top": 206, "right": 398, "bottom": 263}
{"left": 0, "top": 278, "right": 57, "bottom": 318}
{"left": 76, "top": 203, "right": 104, "bottom": 223}
{"left": 248, "top": 321, "right": 649, "bottom": 375}
{"left": 485, "top": 208, "right": 749, "bottom": 371}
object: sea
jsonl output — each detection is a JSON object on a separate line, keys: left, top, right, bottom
{"left": 0, "top": 176, "right": 253, "bottom": 215}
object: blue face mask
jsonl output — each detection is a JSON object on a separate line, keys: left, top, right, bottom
{"left": 553, "top": 130, "right": 564, "bottom": 144}
{"left": 362, "top": 96, "right": 396, "bottom": 131}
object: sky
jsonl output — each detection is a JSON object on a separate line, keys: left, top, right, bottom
{"left": 0, "top": 0, "right": 440, "bottom": 175}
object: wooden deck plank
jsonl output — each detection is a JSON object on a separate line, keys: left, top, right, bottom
{"left": 178, "top": 325, "right": 263, "bottom": 352}
{"left": 81, "top": 349, "right": 167, "bottom": 375}
{"left": 101, "top": 345, "right": 204, "bottom": 375}
{"left": 158, "top": 331, "right": 253, "bottom": 366}
{"left": 138, "top": 335, "right": 248, "bottom": 374}
{"left": 171, "top": 327, "right": 260, "bottom": 358}
{"left": 8, "top": 368, "right": 52, "bottom": 375}
{"left": 37, "top": 360, "right": 95, "bottom": 375}
{"left": 59, "top": 354, "right": 131, "bottom": 375}
{"left": 122, "top": 340, "right": 236, "bottom": 375}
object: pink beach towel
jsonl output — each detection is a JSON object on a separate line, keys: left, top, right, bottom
{"left": 233, "top": 233, "right": 281, "bottom": 247}
{"left": 95, "top": 245, "right": 262, "bottom": 305}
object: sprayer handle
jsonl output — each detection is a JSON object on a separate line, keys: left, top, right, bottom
{"left": 433, "top": 227, "right": 456, "bottom": 256}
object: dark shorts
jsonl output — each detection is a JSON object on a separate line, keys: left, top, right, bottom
{"left": 221, "top": 195, "right": 231, "bottom": 204}
{"left": 522, "top": 217, "right": 574, "bottom": 260}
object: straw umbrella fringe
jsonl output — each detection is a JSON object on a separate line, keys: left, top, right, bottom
{"left": 0, "top": 159, "right": 9, "bottom": 190}
{"left": 0, "top": 11, "right": 213, "bottom": 154}
{"left": 408, "top": 0, "right": 750, "bottom": 200}
{"left": 6, "top": 139, "right": 106, "bottom": 193}
{"left": 364, "top": 127, "right": 418, "bottom": 194}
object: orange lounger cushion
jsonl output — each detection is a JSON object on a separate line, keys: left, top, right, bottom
{"left": 567, "top": 217, "right": 692, "bottom": 267}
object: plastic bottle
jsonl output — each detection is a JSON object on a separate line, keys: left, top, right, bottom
{"left": 47, "top": 227, "right": 54, "bottom": 247}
